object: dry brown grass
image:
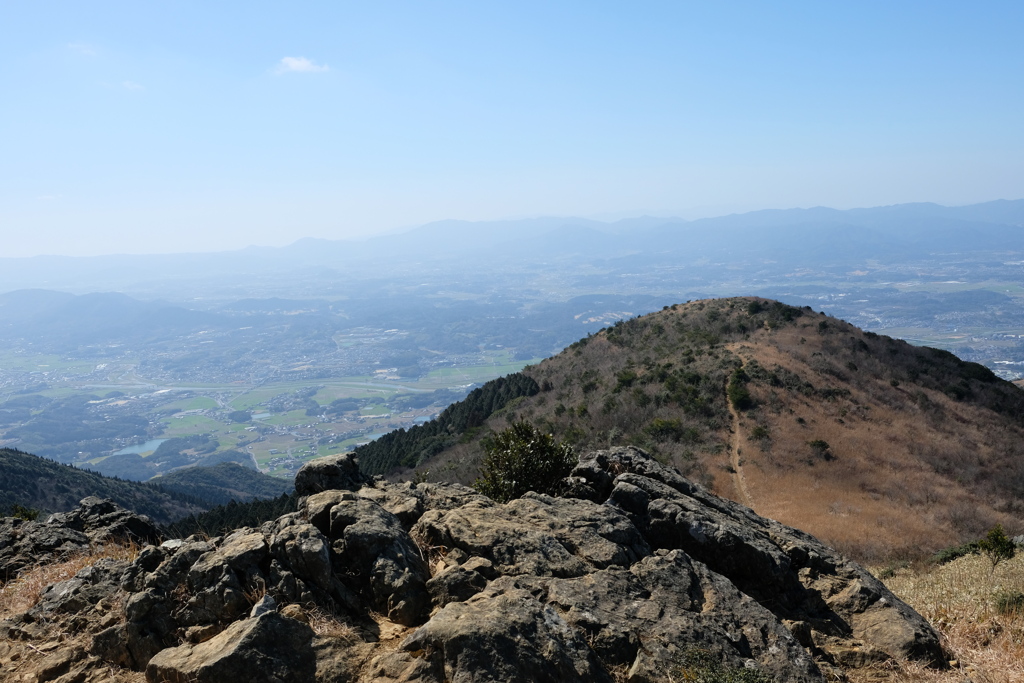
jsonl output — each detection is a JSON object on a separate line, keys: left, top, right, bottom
{"left": 871, "top": 553, "right": 1024, "bottom": 683}
{"left": 0, "top": 541, "right": 140, "bottom": 617}
{"left": 733, "top": 323, "right": 1021, "bottom": 563}
{"left": 307, "top": 604, "right": 361, "bottom": 641}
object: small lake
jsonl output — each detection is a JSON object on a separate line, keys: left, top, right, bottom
{"left": 113, "top": 439, "right": 167, "bottom": 456}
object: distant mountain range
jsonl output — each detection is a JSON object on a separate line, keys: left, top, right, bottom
{"left": 1, "top": 200, "right": 1021, "bottom": 295}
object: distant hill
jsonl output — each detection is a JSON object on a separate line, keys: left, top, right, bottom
{"left": 0, "top": 289, "right": 220, "bottom": 349}
{"left": 0, "top": 448, "right": 294, "bottom": 525}
{"left": 151, "top": 462, "right": 293, "bottom": 506}
{"left": 388, "top": 297, "right": 1024, "bottom": 563}
{"left": 0, "top": 448, "right": 207, "bottom": 525}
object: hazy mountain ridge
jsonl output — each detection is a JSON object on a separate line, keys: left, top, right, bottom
{"left": 1, "top": 199, "right": 1021, "bottom": 294}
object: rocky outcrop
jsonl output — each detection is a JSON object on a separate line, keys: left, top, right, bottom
{"left": 145, "top": 611, "right": 316, "bottom": 683}
{"left": 0, "top": 495, "right": 160, "bottom": 580}
{"left": 565, "top": 448, "right": 945, "bottom": 667}
{"left": 0, "top": 449, "right": 944, "bottom": 682}
{"left": 294, "top": 452, "right": 365, "bottom": 496}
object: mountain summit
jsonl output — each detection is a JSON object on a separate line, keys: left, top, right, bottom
{"left": 363, "top": 297, "right": 1024, "bottom": 562}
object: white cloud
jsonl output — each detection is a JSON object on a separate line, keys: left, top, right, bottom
{"left": 122, "top": 81, "right": 144, "bottom": 90}
{"left": 274, "top": 57, "right": 329, "bottom": 74}
{"left": 68, "top": 43, "right": 97, "bottom": 56}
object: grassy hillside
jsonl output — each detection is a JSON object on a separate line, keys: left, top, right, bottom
{"left": 0, "top": 448, "right": 207, "bottom": 525}
{"left": 402, "top": 297, "right": 1024, "bottom": 563}
{"left": 878, "top": 552, "right": 1024, "bottom": 682}
{"left": 151, "top": 462, "right": 292, "bottom": 506}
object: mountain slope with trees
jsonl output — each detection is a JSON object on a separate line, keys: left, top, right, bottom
{"left": 0, "top": 448, "right": 207, "bottom": 525}
{"left": 400, "top": 297, "right": 1024, "bottom": 562}
{"left": 152, "top": 462, "right": 293, "bottom": 506}
{"left": 0, "top": 449, "right": 293, "bottom": 525}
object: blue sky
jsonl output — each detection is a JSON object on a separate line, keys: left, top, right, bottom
{"left": 2, "top": 1, "right": 1022, "bottom": 256}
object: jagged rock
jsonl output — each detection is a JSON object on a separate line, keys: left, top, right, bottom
{"left": 294, "top": 452, "right": 365, "bottom": 496}
{"left": 0, "top": 496, "right": 158, "bottom": 581}
{"left": 413, "top": 481, "right": 495, "bottom": 512}
{"left": 250, "top": 593, "right": 277, "bottom": 617}
{"left": 323, "top": 493, "right": 430, "bottom": 625}
{"left": 368, "top": 583, "right": 615, "bottom": 683}
{"left": 188, "top": 528, "right": 268, "bottom": 589}
{"left": 566, "top": 446, "right": 946, "bottom": 666}
{"left": 29, "top": 558, "right": 127, "bottom": 618}
{"left": 314, "top": 637, "right": 376, "bottom": 683}
{"left": 304, "top": 490, "right": 350, "bottom": 532}
{"left": 122, "top": 589, "right": 178, "bottom": 667}
{"left": 0, "top": 517, "right": 89, "bottom": 580}
{"left": 121, "top": 537, "right": 213, "bottom": 593}
{"left": 266, "top": 517, "right": 333, "bottom": 592}
{"left": 412, "top": 492, "right": 650, "bottom": 578}
{"left": 145, "top": 612, "right": 316, "bottom": 683}
{"left": 425, "top": 564, "right": 487, "bottom": 608}
{"left": 47, "top": 496, "right": 161, "bottom": 546}
{"left": 358, "top": 483, "right": 425, "bottom": 527}
{"left": 172, "top": 529, "right": 268, "bottom": 624}
{"left": 359, "top": 480, "right": 494, "bottom": 529}
{"left": 5, "top": 450, "right": 946, "bottom": 682}
{"left": 91, "top": 623, "right": 134, "bottom": 668}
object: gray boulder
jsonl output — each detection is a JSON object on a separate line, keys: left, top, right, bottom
{"left": 47, "top": 496, "right": 161, "bottom": 545}
{"left": 28, "top": 557, "right": 127, "bottom": 618}
{"left": 368, "top": 583, "right": 615, "bottom": 683}
{"left": 145, "top": 612, "right": 316, "bottom": 683}
{"left": 323, "top": 493, "right": 430, "bottom": 625}
{"left": 412, "top": 492, "right": 649, "bottom": 578}
{"left": 0, "top": 496, "right": 158, "bottom": 580}
{"left": 294, "top": 452, "right": 365, "bottom": 496}
{"left": 568, "top": 447, "right": 946, "bottom": 667}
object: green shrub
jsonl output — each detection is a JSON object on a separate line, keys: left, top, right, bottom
{"left": 807, "top": 440, "right": 833, "bottom": 461}
{"left": 978, "top": 524, "right": 1016, "bottom": 571}
{"left": 727, "top": 367, "right": 753, "bottom": 410}
{"left": 934, "top": 525, "right": 1018, "bottom": 569}
{"left": 474, "top": 421, "right": 577, "bottom": 503}
{"left": 930, "top": 541, "right": 980, "bottom": 565}
{"left": 9, "top": 503, "right": 40, "bottom": 521}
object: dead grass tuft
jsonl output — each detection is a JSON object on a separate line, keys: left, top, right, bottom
{"left": 874, "top": 553, "right": 1024, "bottom": 683}
{"left": 0, "top": 540, "right": 140, "bottom": 617}
{"left": 307, "top": 605, "right": 360, "bottom": 641}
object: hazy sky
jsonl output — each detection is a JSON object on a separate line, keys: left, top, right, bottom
{"left": 3, "top": 1, "right": 1023, "bottom": 257}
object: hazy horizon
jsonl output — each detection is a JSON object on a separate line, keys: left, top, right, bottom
{"left": 1, "top": 197, "right": 1021, "bottom": 260}
{"left": 4, "top": 2, "right": 1023, "bottom": 258}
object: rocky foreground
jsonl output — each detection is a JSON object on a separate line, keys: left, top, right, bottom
{"left": 0, "top": 447, "right": 944, "bottom": 682}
